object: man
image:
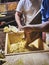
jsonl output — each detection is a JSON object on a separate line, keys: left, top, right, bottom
{"left": 15, "top": 0, "right": 41, "bottom": 50}
{"left": 15, "top": 0, "right": 41, "bottom": 29}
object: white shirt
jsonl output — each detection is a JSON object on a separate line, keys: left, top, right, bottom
{"left": 16, "top": 0, "right": 40, "bottom": 25}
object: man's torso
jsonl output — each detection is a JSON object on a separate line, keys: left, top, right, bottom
{"left": 16, "top": 0, "right": 41, "bottom": 25}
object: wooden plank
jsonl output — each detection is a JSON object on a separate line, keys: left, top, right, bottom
{"left": 4, "top": 52, "right": 49, "bottom": 65}
{"left": 5, "top": 33, "right": 8, "bottom": 55}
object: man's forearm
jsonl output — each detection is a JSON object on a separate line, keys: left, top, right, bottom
{"left": 24, "top": 22, "right": 49, "bottom": 32}
{"left": 30, "top": 22, "right": 49, "bottom": 32}
{"left": 15, "top": 12, "right": 21, "bottom": 26}
{"left": 27, "top": 24, "right": 43, "bottom": 32}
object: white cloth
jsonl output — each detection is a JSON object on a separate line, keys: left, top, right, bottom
{"left": 16, "top": 0, "right": 40, "bottom": 25}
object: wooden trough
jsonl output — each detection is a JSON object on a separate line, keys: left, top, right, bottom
{"left": 5, "top": 32, "right": 49, "bottom": 55}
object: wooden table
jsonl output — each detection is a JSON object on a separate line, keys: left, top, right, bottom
{"left": 3, "top": 51, "right": 49, "bottom": 65}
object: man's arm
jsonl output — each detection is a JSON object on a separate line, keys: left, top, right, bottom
{"left": 32, "top": 21, "right": 49, "bottom": 32}
{"left": 15, "top": 12, "right": 22, "bottom": 29}
{"left": 22, "top": 21, "right": 49, "bottom": 32}
{"left": 15, "top": 0, "right": 25, "bottom": 29}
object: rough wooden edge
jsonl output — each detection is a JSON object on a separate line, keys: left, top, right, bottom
{"left": 5, "top": 50, "right": 49, "bottom": 56}
{"left": 5, "top": 33, "right": 8, "bottom": 55}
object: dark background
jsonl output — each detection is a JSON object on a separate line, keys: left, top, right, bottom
{"left": 0, "top": 0, "right": 19, "bottom": 3}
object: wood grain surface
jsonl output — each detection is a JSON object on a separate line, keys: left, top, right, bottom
{"left": 4, "top": 52, "right": 49, "bottom": 65}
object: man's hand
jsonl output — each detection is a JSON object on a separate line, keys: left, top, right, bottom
{"left": 18, "top": 25, "right": 23, "bottom": 30}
